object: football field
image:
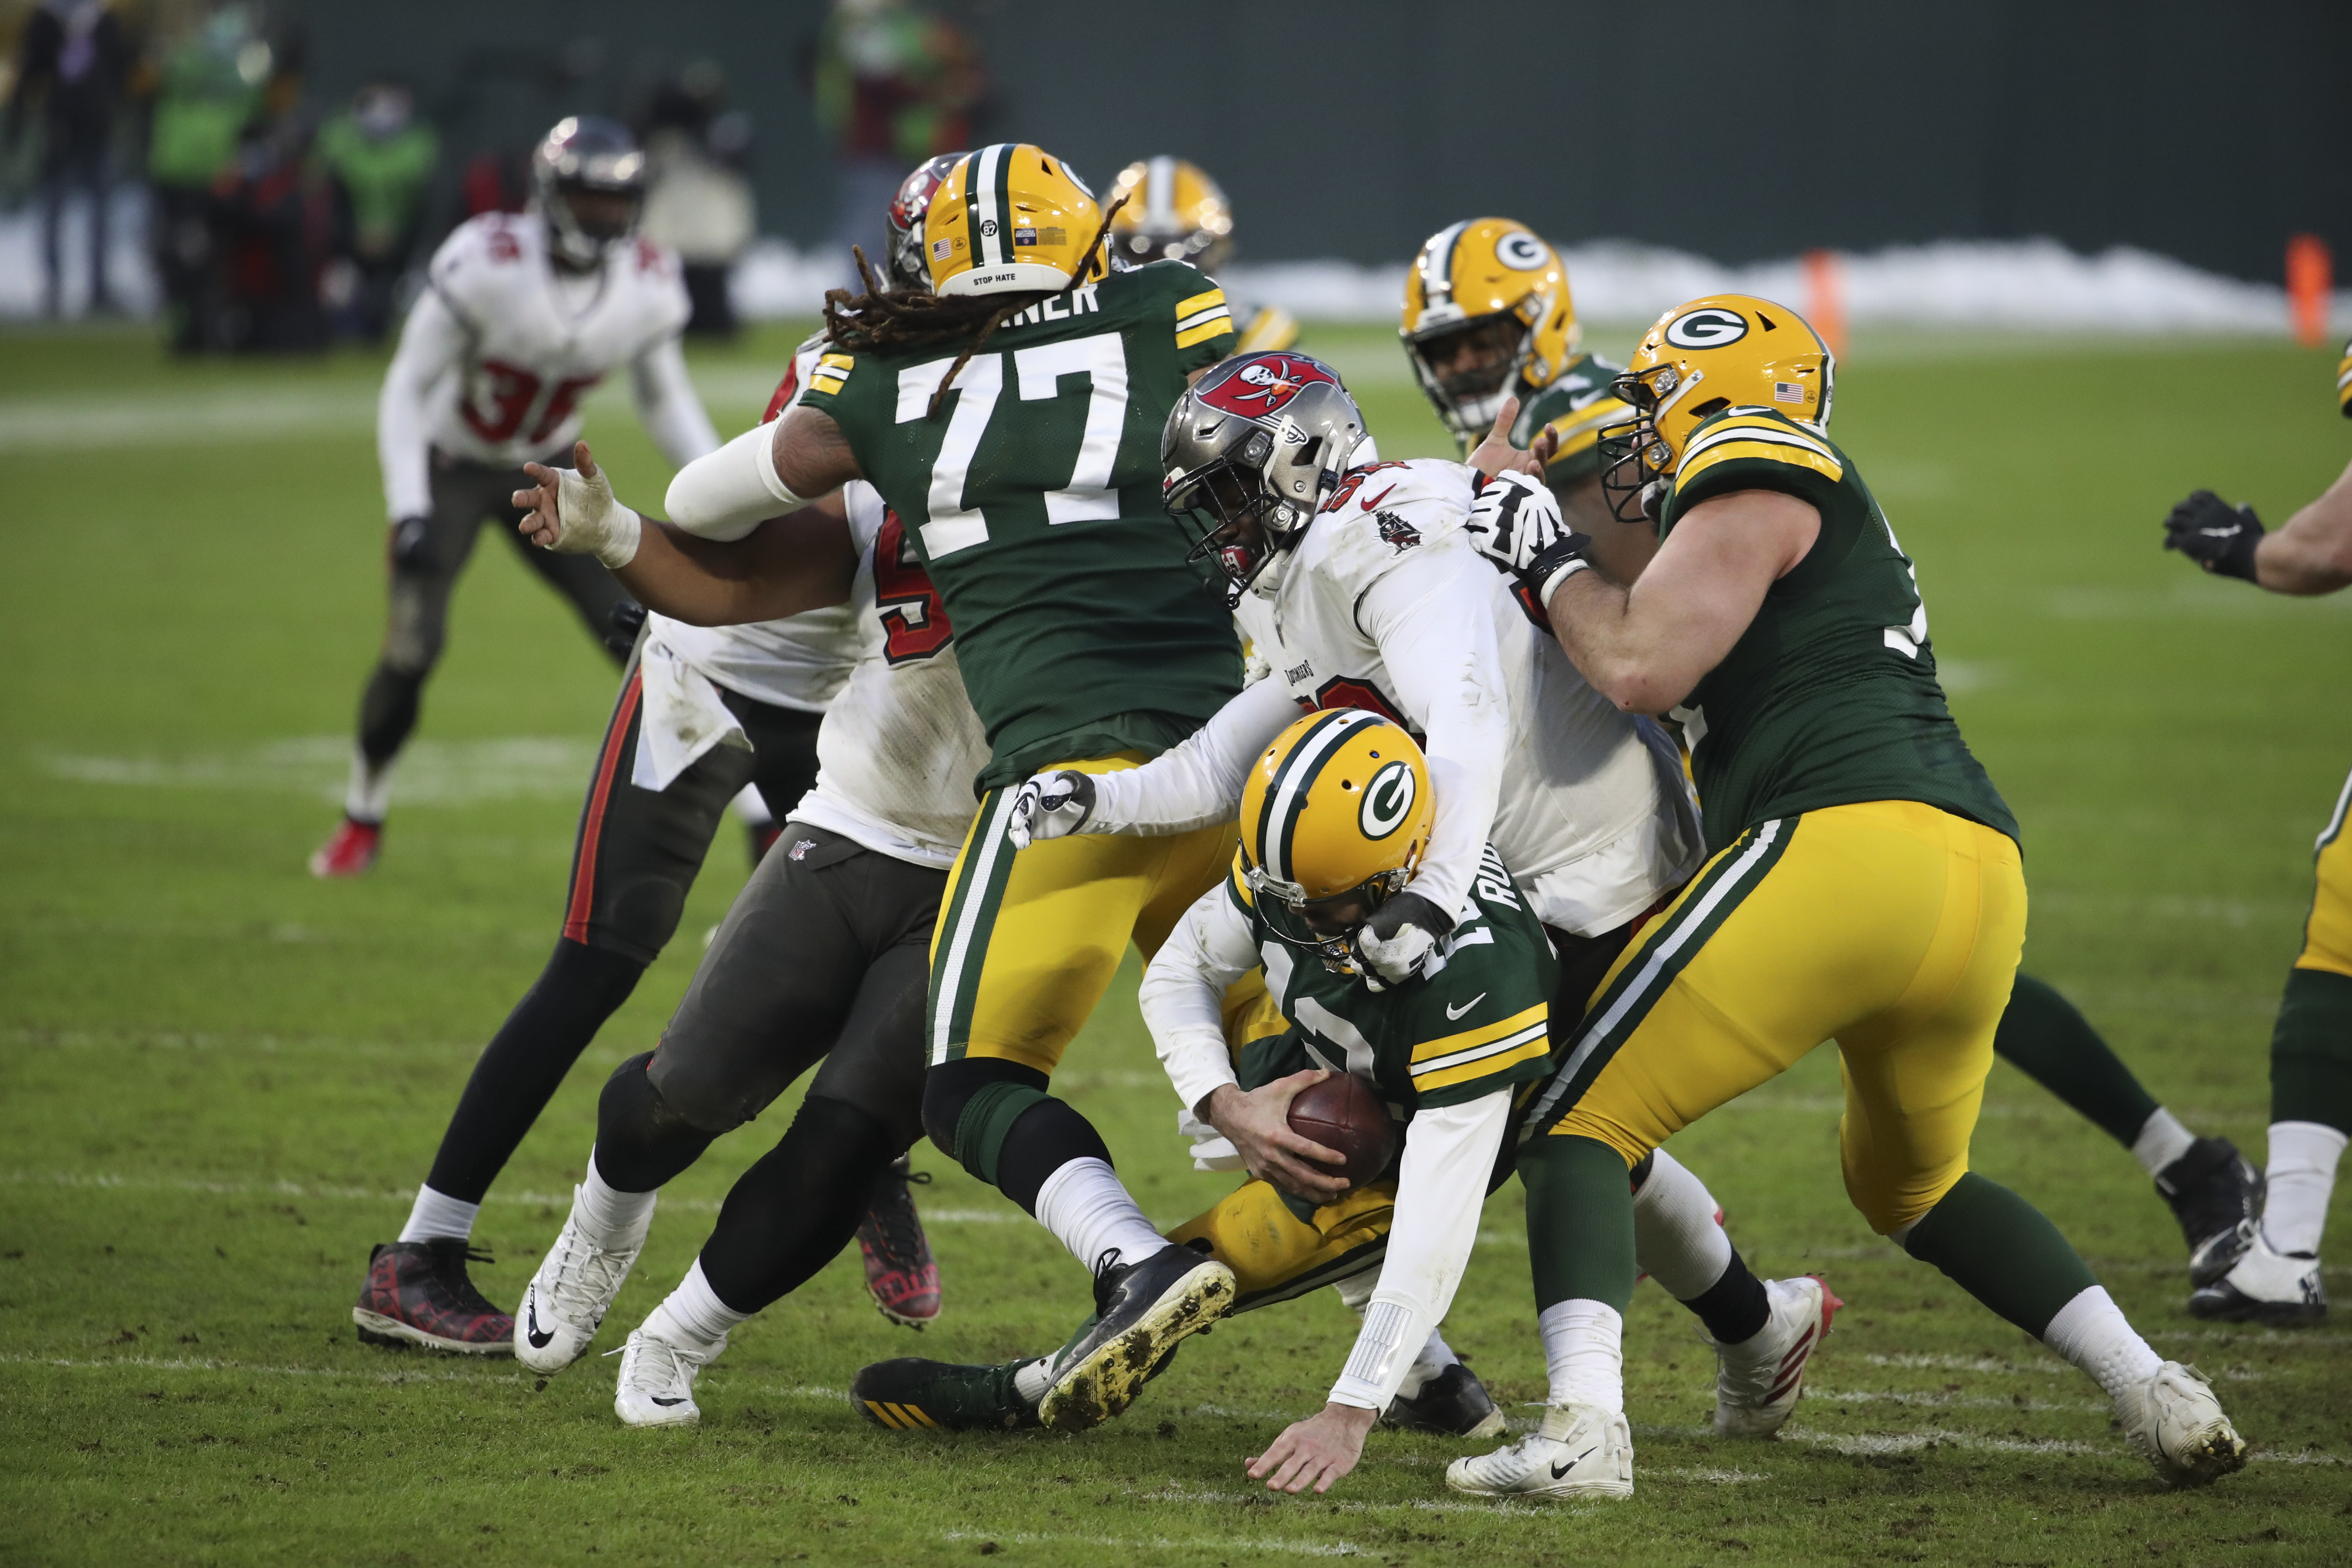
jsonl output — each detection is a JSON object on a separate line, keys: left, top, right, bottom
{"left": 3, "top": 322, "right": 2349, "bottom": 1565}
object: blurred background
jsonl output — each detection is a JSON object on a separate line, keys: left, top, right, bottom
{"left": 3, "top": 0, "right": 2348, "bottom": 342}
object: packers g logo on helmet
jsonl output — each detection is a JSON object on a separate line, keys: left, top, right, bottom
{"left": 1597, "top": 292, "right": 1834, "bottom": 524}
{"left": 924, "top": 143, "right": 1108, "bottom": 297}
{"left": 1399, "top": 217, "right": 1581, "bottom": 442}
{"left": 1239, "top": 709, "right": 1435, "bottom": 970}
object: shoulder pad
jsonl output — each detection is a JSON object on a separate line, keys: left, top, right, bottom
{"left": 1675, "top": 406, "right": 1844, "bottom": 493}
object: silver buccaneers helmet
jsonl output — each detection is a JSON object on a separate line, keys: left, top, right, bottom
{"left": 884, "top": 151, "right": 965, "bottom": 291}
{"left": 531, "top": 116, "right": 646, "bottom": 268}
{"left": 1162, "top": 352, "right": 1370, "bottom": 606}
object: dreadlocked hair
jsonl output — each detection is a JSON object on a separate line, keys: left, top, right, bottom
{"left": 821, "top": 193, "right": 1130, "bottom": 420}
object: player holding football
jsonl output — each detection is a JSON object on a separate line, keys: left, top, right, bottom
{"left": 1462, "top": 293, "right": 2244, "bottom": 1492}
{"left": 522, "top": 143, "right": 1252, "bottom": 1430}
{"left": 2156, "top": 338, "right": 2352, "bottom": 1323}
{"left": 311, "top": 117, "right": 721, "bottom": 879}
{"left": 349, "top": 161, "right": 966, "bottom": 1357}
{"left": 1403, "top": 224, "right": 2261, "bottom": 1279}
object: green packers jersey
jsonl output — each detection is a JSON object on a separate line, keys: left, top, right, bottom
{"left": 1510, "top": 351, "right": 1631, "bottom": 487}
{"left": 799, "top": 260, "right": 1243, "bottom": 790}
{"left": 1229, "top": 845, "right": 1558, "bottom": 1113}
{"left": 1660, "top": 405, "right": 2017, "bottom": 854}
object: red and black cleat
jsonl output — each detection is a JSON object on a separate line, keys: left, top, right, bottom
{"left": 353, "top": 1239, "right": 514, "bottom": 1355}
{"left": 309, "top": 816, "right": 383, "bottom": 879}
{"left": 858, "top": 1159, "right": 941, "bottom": 1328}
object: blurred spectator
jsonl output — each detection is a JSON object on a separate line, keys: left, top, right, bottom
{"left": 208, "top": 107, "right": 328, "bottom": 350}
{"left": 146, "top": 4, "right": 265, "bottom": 350}
{"left": 5, "top": 0, "right": 135, "bottom": 317}
{"left": 639, "top": 60, "right": 753, "bottom": 337}
{"left": 811, "top": 0, "right": 981, "bottom": 280}
{"left": 315, "top": 80, "right": 437, "bottom": 340}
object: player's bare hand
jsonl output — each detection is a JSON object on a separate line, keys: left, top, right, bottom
{"left": 1467, "top": 396, "right": 1547, "bottom": 482}
{"left": 1246, "top": 1402, "right": 1376, "bottom": 1494}
{"left": 1202, "top": 1073, "right": 1351, "bottom": 1203}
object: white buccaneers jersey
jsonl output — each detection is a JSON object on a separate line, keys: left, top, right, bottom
{"left": 652, "top": 337, "right": 859, "bottom": 713}
{"left": 784, "top": 483, "right": 990, "bottom": 868}
{"left": 422, "top": 211, "right": 692, "bottom": 467}
{"left": 1234, "top": 458, "right": 1702, "bottom": 934}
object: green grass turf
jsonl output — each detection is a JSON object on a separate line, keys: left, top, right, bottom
{"left": 3, "top": 318, "right": 2349, "bottom": 1566}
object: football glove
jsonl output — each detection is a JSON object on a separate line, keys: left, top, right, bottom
{"left": 1465, "top": 471, "right": 1593, "bottom": 606}
{"left": 1353, "top": 889, "right": 1452, "bottom": 991}
{"left": 2162, "top": 490, "right": 2263, "bottom": 582}
{"left": 1006, "top": 769, "right": 1097, "bottom": 850}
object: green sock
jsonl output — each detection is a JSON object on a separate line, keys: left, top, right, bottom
{"left": 2271, "top": 967, "right": 2352, "bottom": 1134}
{"left": 1993, "top": 972, "right": 2161, "bottom": 1148}
{"left": 1901, "top": 1171, "right": 2098, "bottom": 1338}
{"left": 1522, "top": 1135, "right": 1636, "bottom": 1313}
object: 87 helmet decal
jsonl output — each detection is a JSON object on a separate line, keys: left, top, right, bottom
{"left": 923, "top": 143, "right": 1108, "bottom": 297}
{"left": 1400, "top": 219, "right": 1579, "bottom": 442}
{"left": 884, "top": 152, "right": 968, "bottom": 291}
{"left": 1239, "top": 709, "right": 1436, "bottom": 974}
{"left": 1108, "top": 156, "right": 1236, "bottom": 273}
{"left": 1597, "top": 294, "right": 1836, "bottom": 522}
{"left": 1161, "top": 352, "right": 1369, "bottom": 606}
{"left": 531, "top": 116, "right": 647, "bottom": 269}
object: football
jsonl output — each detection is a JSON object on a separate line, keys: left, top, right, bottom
{"left": 1286, "top": 1071, "right": 1399, "bottom": 1190}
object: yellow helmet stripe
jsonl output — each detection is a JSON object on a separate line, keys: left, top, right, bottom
{"left": 1256, "top": 709, "right": 1377, "bottom": 885}
{"left": 963, "top": 144, "right": 1014, "bottom": 270}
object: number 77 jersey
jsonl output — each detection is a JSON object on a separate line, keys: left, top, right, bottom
{"left": 797, "top": 259, "right": 1244, "bottom": 792}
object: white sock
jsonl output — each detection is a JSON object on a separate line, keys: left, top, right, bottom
{"left": 344, "top": 744, "right": 396, "bottom": 824}
{"left": 397, "top": 1185, "right": 480, "bottom": 1244}
{"left": 2263, "top": 1120, "right": 2348, "bottom": 1256}
{"left": 1632, "top": 1147, "right": 1733, "bottom": 1301}
{"left": 1538, "top": 1298, "right": 1624, "bottom": 1413}
{"left": 2131, "top": 1107, "right": 2198, "bottom": 1178}
{"left": 577, "top": 1149, "right": 658, "bottom": 1249}
{"left": 1332, "top": 1270, "right": 1457, "bottom": 1398}
{"left": 1031, "top": 1157, "right": 1171, "bottom": 1271}
{"left": 640, "top": 1259, "right": 750, "bottom": 1355}
{"left": 1012, "top": 1357, "right": 1054, "bottom": 1404}
{"left": 2041, "top": 1284, "right": 2162, "bottom": 1400}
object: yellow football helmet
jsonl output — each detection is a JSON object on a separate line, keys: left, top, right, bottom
{"left": 1400, "top": 218, "right": 1580, "bottom": 440}
{"left": 924, "top": 143, "right": 1108, "bottom": 297}
{"left": 1109, "top": 156, "right": 1234, "bottom": 273}
{"left": 1597, "top": 294, "right": 1836, "bottom": 523}
{"left": 1239, "top": 709, "right": 1434, "bottom": 970}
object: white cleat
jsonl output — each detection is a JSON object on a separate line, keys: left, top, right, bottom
{"left": 2114, "top": 1361, "right": 2248, "bottom": 1488}
{"left": 1712, "top": 1274, "right": 1841, "bottom": 1438}
{"left": 513, "top": 1187, "right": 648, "bottom": 1375}
{"left": 613, "top": 1328, "right": 718, "bottom": 1428}
{"left": 1445, "top": 1403, "right": 1633, "bottom": 1501}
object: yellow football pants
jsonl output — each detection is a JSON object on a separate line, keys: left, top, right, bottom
{"left": 1166, "top": 1177, "right": 1399, "bottom": 1313}
{"left": 1539, "top": 799, "right": 2027, "bottom": 1237}
{"left": 927, "top": 753, "right": 1237, "bottom": 1076}
{"left": 2293, "top": 765, "right": 2352, "bottom": 977}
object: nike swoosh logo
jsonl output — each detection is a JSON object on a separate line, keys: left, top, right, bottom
{"left": 1359, "top": 484, "right": 1399, "bottom": 511}
{"left": 1446, "top": 992, "right": 1486, "bottom": 1020}
{"left": 1550, "top": 1443, "right": 1598, "bottom": 1480}
{"left": 525, "top": 1298, "right": 555, "bottom": 1350}
{"left": 651, "top": 1396, "right": 688, "bottom": 1406}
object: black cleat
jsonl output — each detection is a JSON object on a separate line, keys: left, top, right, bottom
{"left": 1036, "top": 1244, "right": 1234, "bottom": 1434}
{"left": 2154, "top": 1137, "right": 2263, "bottom": 1286}
{"left": 2188, "top": 1232, "right": 2327, "bottom": 1326}
{"left": 352, "top": 1240, "right": 513, "bottom": 1355}
{"left": 1383, "top": 1362, "right": 1507, "bottom": 1439}
{"left": 851, "top": 1356, "right": 1042, "bottom": 1432}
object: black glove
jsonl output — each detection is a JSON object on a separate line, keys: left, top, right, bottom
{"left": 1354, "top": 889, "right": 1452, "bottom": 989}
{"left": 2162, "top": 490, "right": 2263, "bottom": 582}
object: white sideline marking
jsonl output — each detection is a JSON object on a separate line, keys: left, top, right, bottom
{"left": 1, "top": 1170, "right": 1026, "bottom": 1226}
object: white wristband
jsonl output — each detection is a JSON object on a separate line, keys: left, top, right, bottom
{"left": 1536, "top": 554, "right": 1591, "bottom": 607}
{"left": 664, "top": 419, "right": 807, "bottom": 542}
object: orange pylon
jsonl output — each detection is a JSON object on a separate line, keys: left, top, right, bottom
{"left": 1803, "top": 250, "right": 1848, "bottom": 360}
{"left": 2287, "top": 235, "right": 2331, "bottom": 348}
